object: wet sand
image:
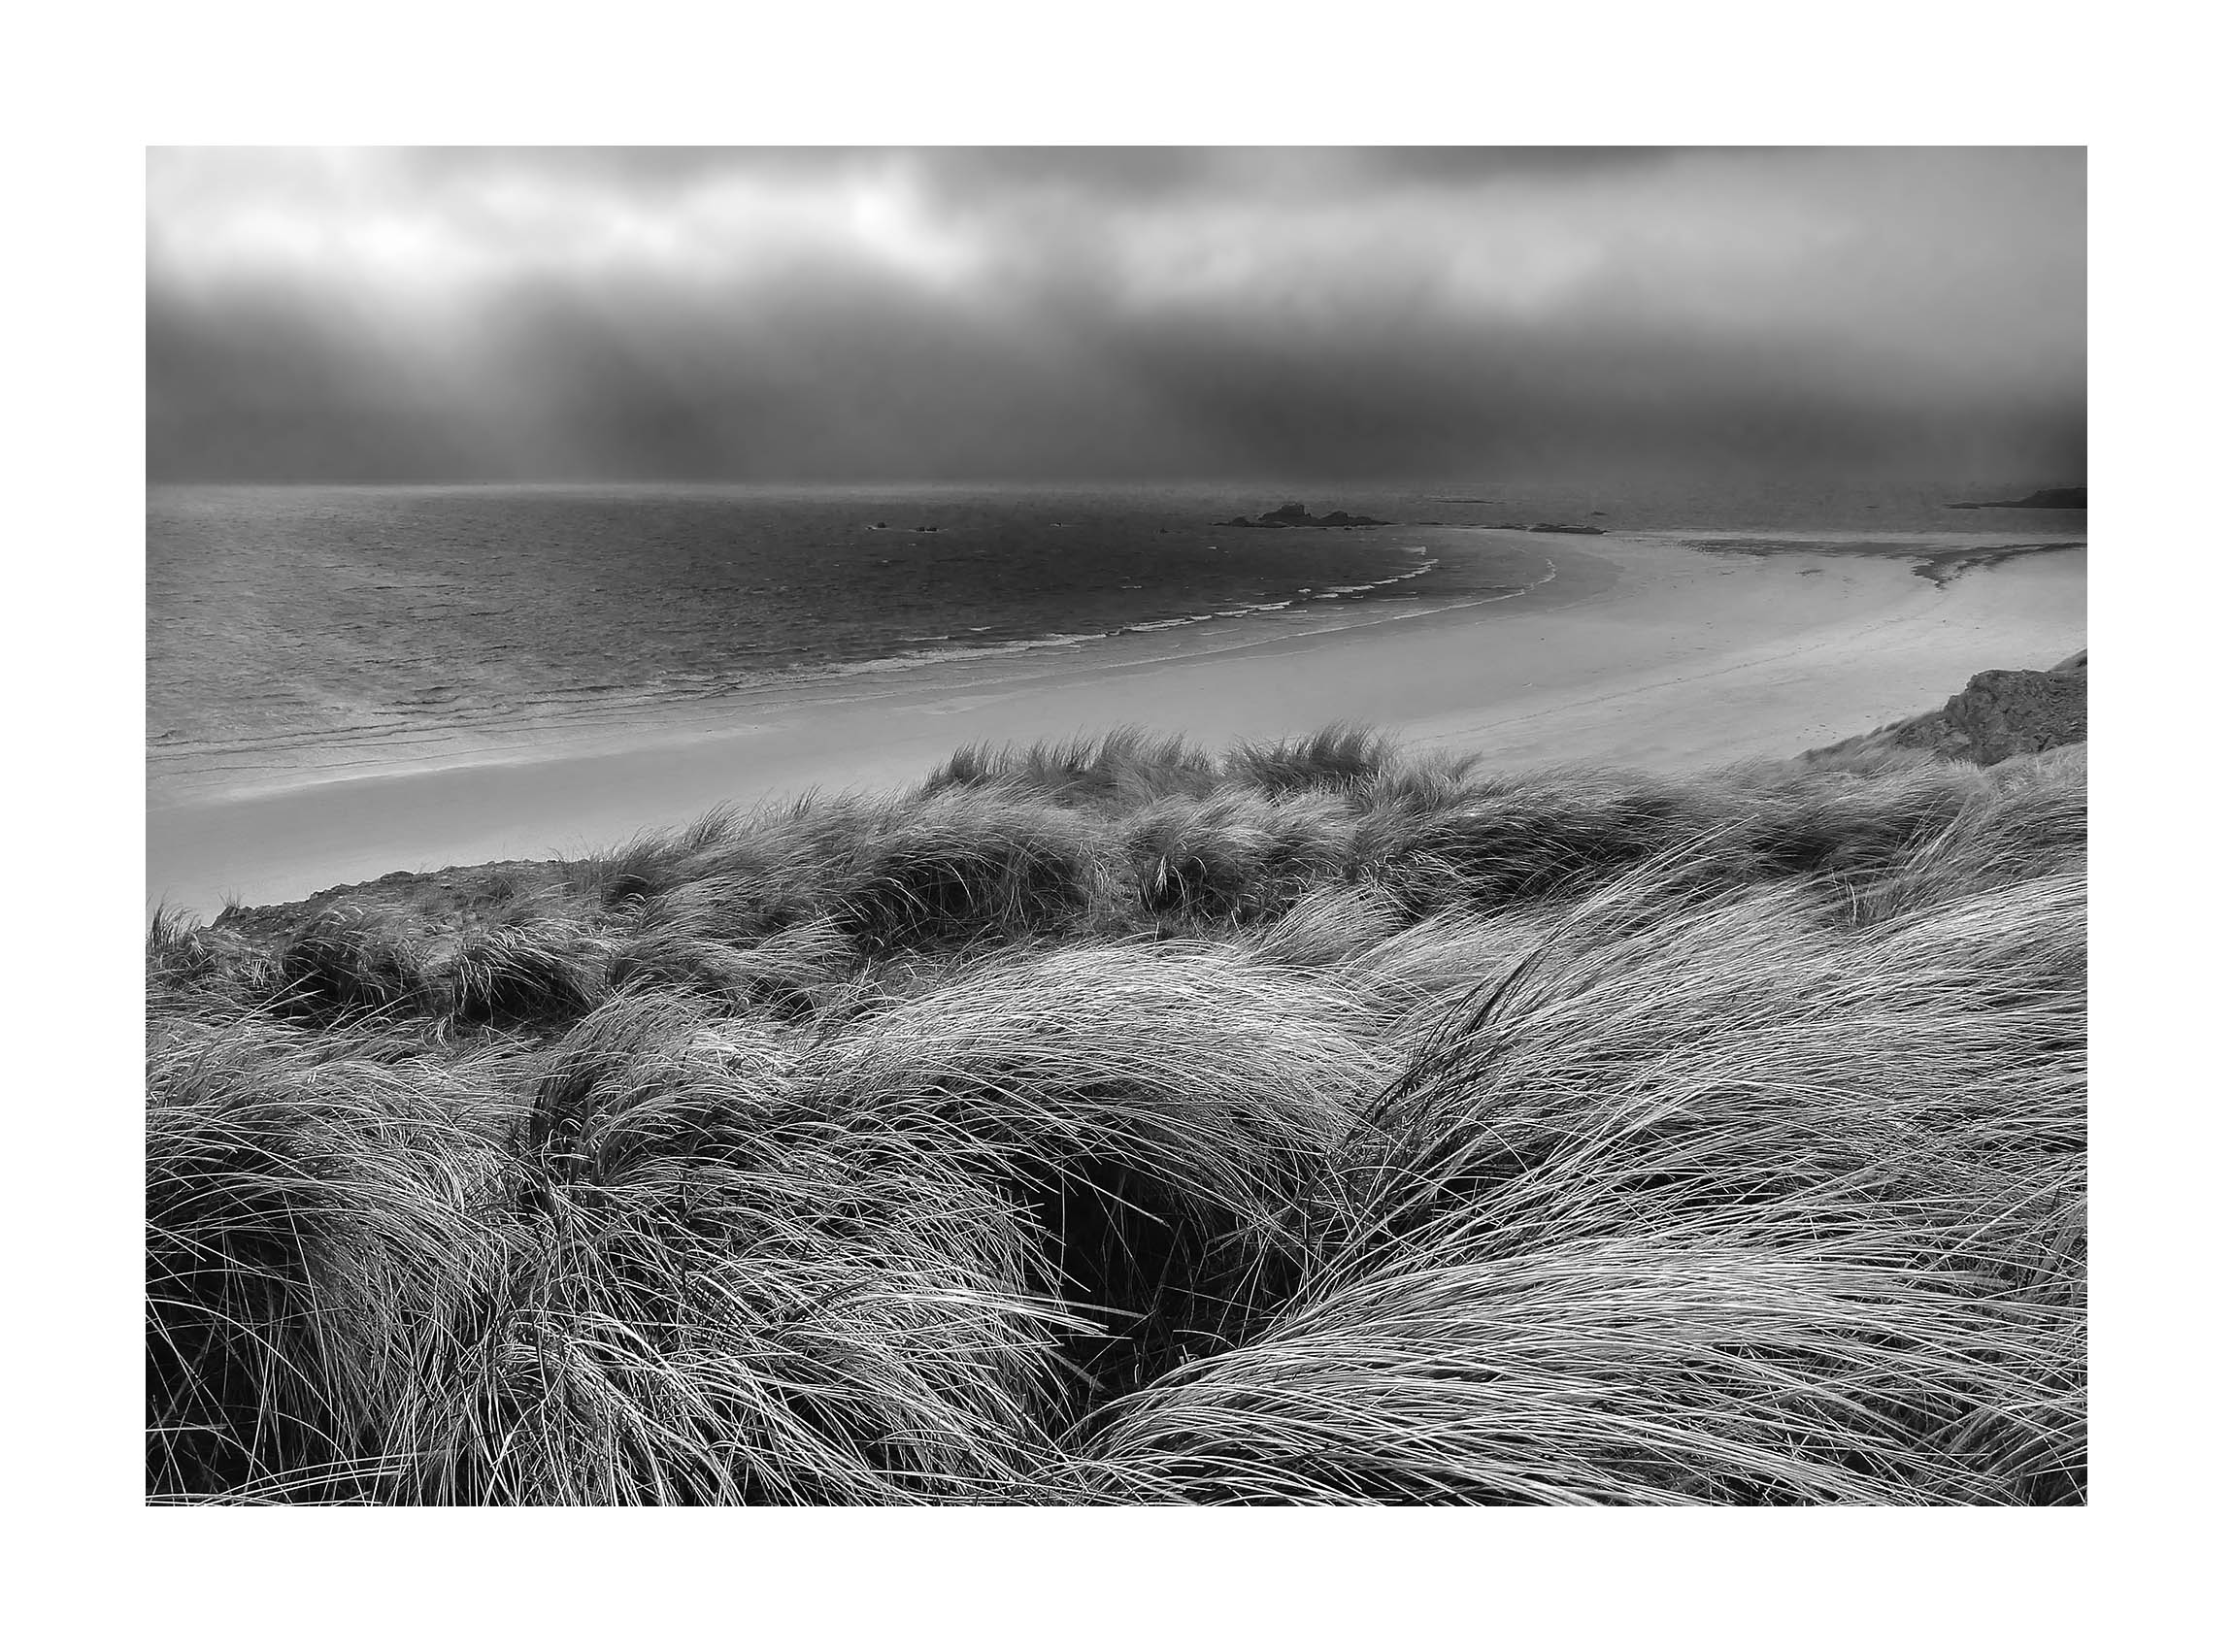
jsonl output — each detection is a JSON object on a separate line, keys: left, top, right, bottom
{"left": 148, "top": 534, "right": 2086, "bottom": 916}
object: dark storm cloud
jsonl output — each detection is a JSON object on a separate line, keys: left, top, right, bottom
{"left": 147, "top": 147, "right": 2083, "bottom": 482}
{"left": 305, "top": 145, "right": 1689, "bottom": 200}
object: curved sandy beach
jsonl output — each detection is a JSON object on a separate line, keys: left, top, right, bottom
{"left": 147, "top": 533, "right": 2085, "bottom": 916}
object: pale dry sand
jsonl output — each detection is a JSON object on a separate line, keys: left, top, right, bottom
{"left": 148, "top": 535, "right": 2085, "bottom": 916}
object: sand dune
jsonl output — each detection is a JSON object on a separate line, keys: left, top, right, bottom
{"left": 147, "top": 534, "right": 2085, "bottom": 916}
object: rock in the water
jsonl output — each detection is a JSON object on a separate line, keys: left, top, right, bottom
{"left": 1220, "top": 504, "right": 1393, "bottom": 528}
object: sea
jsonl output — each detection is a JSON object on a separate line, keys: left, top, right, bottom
{"left": 148, "top": 479, "right": 2085, "bottom": 803}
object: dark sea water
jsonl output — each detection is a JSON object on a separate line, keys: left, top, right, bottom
{"left": 148, "top": 479, "right": 2083, "bottom": 799}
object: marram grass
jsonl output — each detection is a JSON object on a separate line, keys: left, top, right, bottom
{"left": 148, "top": 731, "right": 2085, "bottom": 1503}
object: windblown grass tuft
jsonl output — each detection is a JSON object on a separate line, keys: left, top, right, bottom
{"left": 150, "top": 725, "right": 2086, "bottom": 1503}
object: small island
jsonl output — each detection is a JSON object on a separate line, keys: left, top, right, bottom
{"left": 1219, "top": 502, "right": 1393, "bottom": 528}
{"left": 1947, "top": 486, "right": 2086, "bottom": 511}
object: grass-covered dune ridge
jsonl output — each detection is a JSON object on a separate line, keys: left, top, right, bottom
{"left": 148, "top": 726, "right": 2085, "bottom": 1504}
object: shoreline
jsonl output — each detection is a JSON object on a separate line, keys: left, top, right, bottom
{"left": 148, "top": 534, "right": 2085, "bottom": 917}
{"left": 147, "top": 532, "right": 1581, "bottom": 809}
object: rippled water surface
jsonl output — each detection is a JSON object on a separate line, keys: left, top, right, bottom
{"left": 149, "top": 479, "right": 2083, "bottom": 794}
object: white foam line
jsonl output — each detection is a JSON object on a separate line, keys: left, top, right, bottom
{"left": 154, "top": 549, "right": 1489, "bottom": 780}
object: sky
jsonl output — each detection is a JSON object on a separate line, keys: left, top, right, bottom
{"left": 147, "top": 147, "right": 2085, "bottom": 485}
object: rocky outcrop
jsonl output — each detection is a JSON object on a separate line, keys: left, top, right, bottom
{"left": 1891, "top": 653, "right": 2086, "bottom": 765}
{"left": 1800, "top": 652, "right": 2085, "bottom": 768}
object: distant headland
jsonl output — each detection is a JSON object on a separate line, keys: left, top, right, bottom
{"left": 1947, "top": 487, "right": 2086, "bottom": 511}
